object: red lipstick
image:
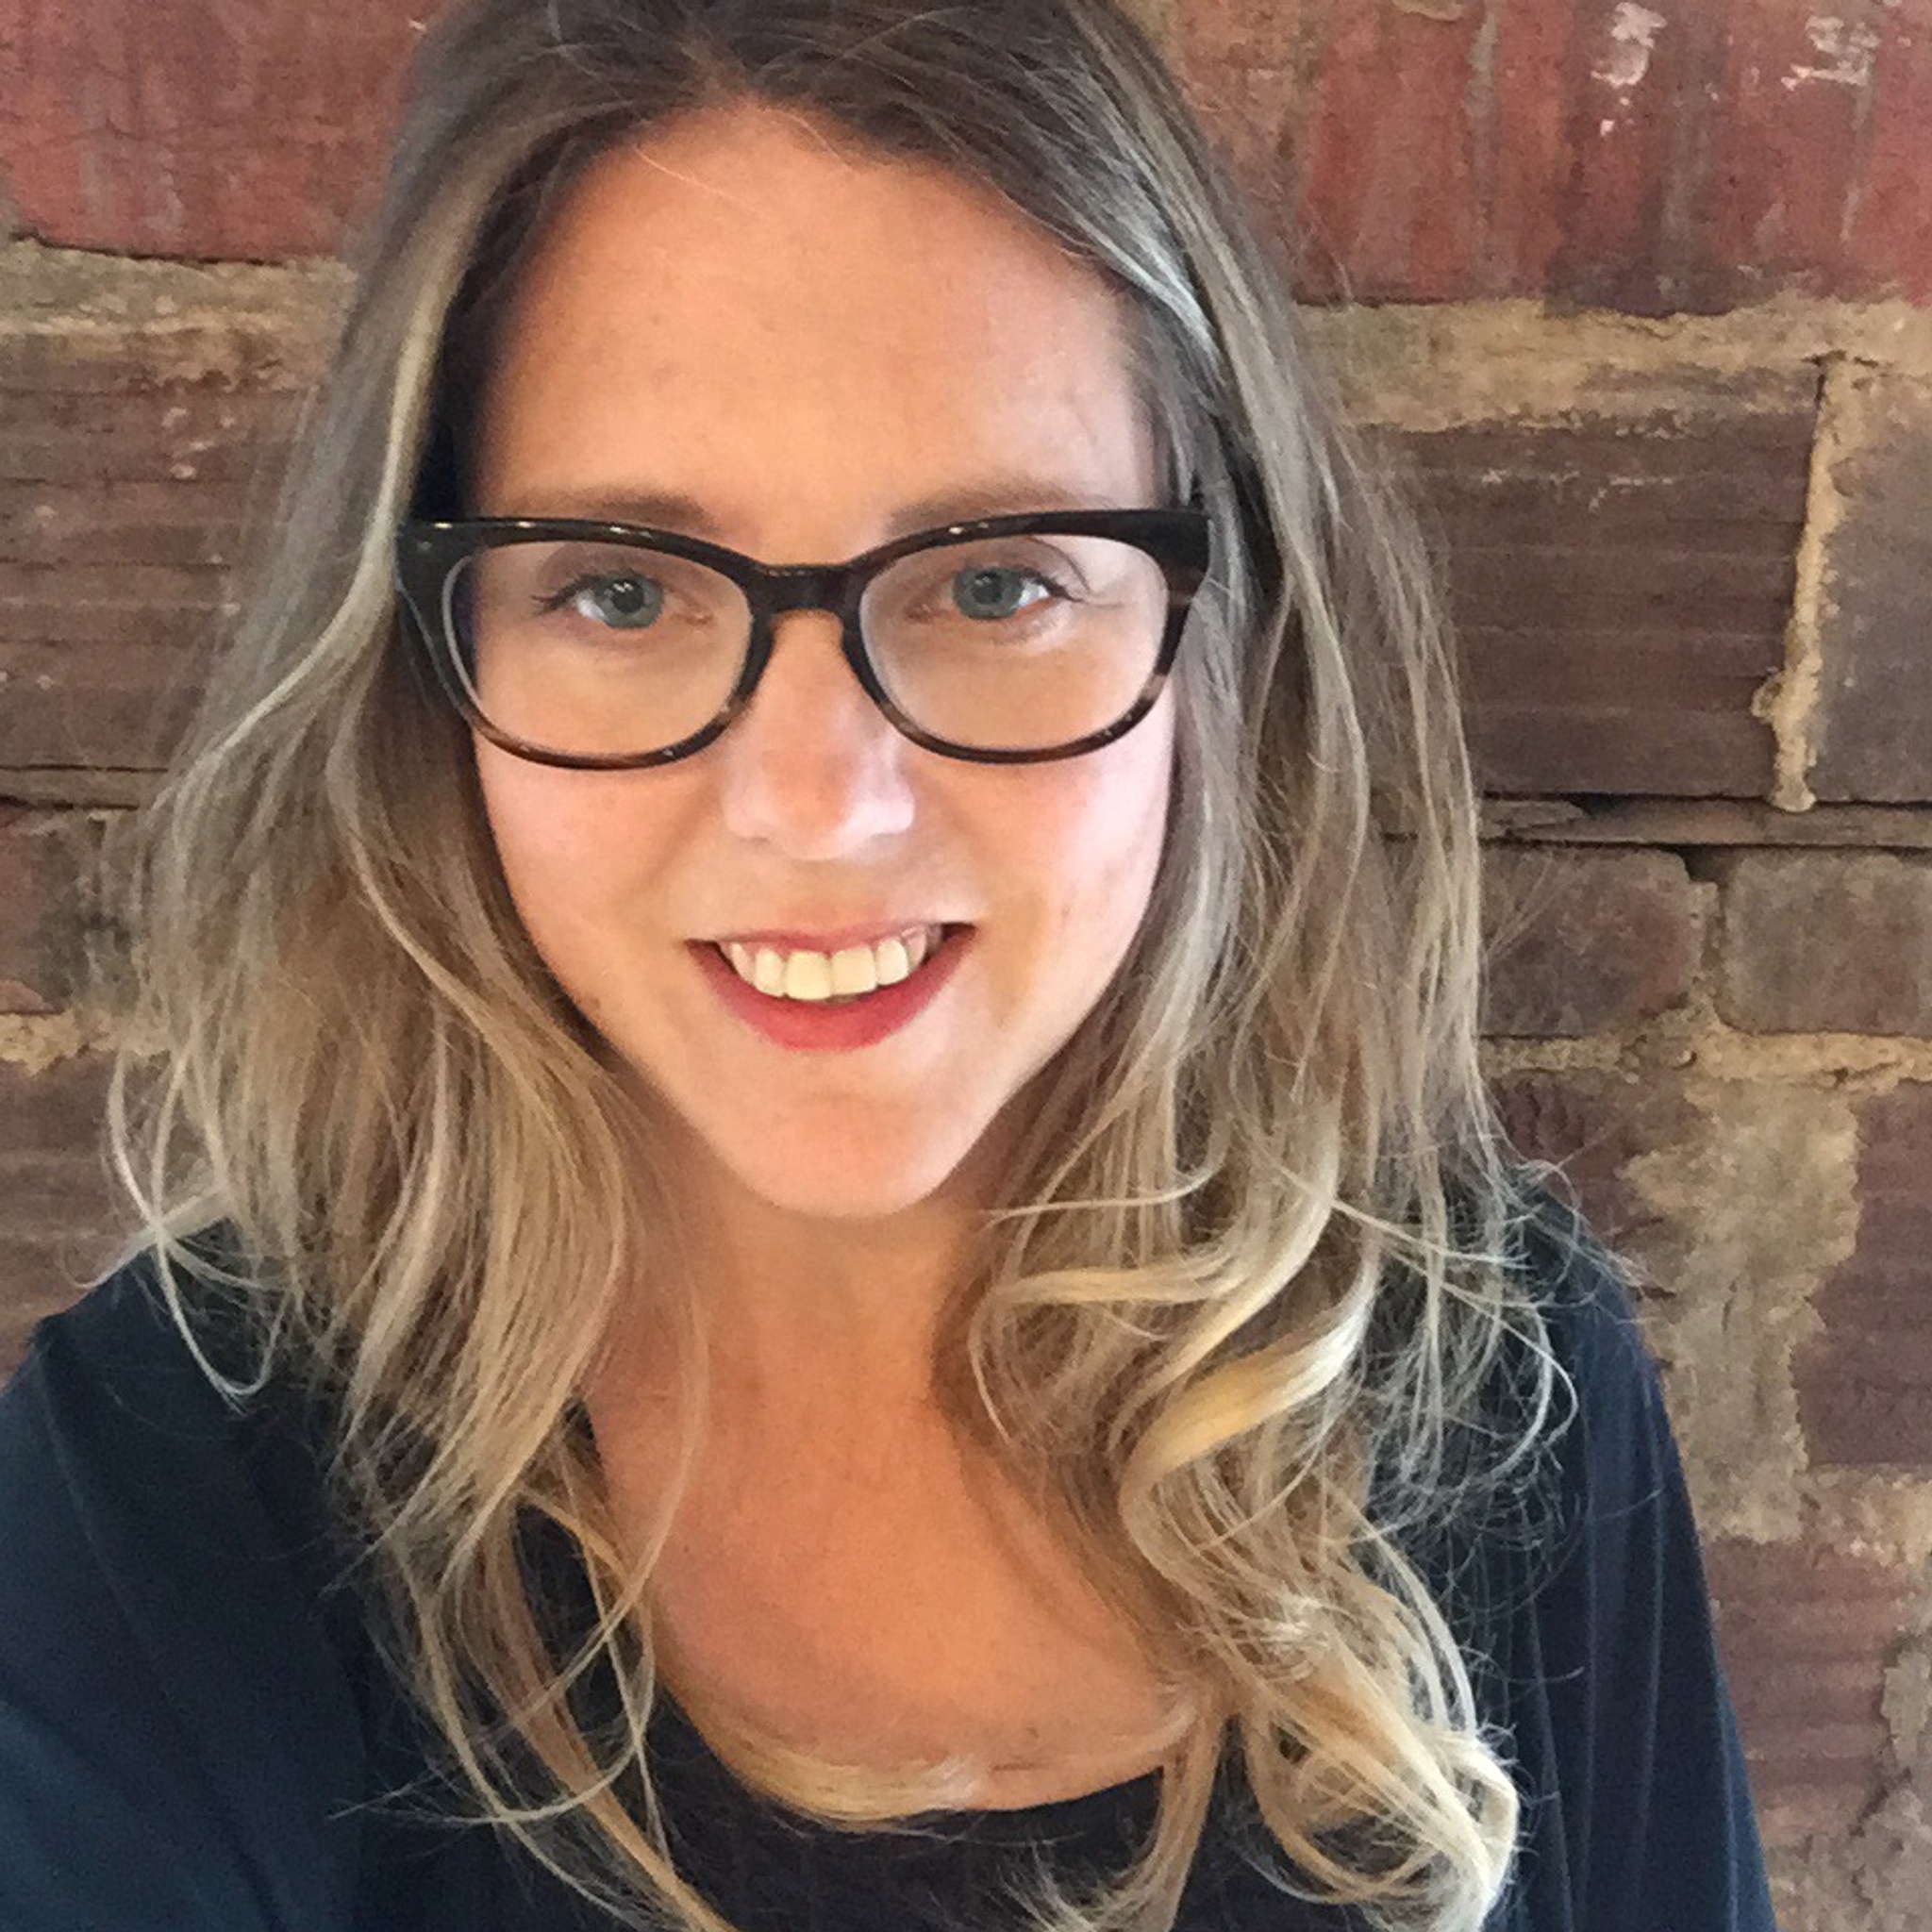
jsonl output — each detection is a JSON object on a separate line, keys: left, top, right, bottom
{"left": 690, "top": 927, "right": 972, "bottom": 1052}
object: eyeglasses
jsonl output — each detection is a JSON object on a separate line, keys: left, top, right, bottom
{"left": 394, "top": 508, "right": 1209, "bottom": 768}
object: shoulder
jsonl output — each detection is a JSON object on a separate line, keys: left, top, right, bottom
{"left": 7, "top": 1244, "right": 262, "bottom": 1452}
{"left": 1501, "top": 1185, "right": 1674, "bottom": 1534}
{"left": 0, "top": 1249, "right": 369, "bottom": 1929}
{"left": 1510, "top": 1183, "right": 1648, "bottom": 1360}
{"left": 1480, "top": 1189, "right": 1780, "bottom": 1931}
{"left": 1508, "top": 1184, "right": 1655, "bottom": 1404}
{"left": 1432, "top": 1180, "right": 1686, "bottom": 1626}
{"left": 0, "top": 1245, "right": 345, "bottom": 1606}
{"left": 1381, "top": 1183, "right": 1657, "bottom": 1575}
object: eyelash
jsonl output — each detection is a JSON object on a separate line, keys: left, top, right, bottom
{"left": 528, "top": 562, "right": 1086, "bottom": 618}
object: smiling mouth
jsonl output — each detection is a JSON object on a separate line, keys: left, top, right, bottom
{"left": 711, "top": 924, "right": 962, "bottom": 1005}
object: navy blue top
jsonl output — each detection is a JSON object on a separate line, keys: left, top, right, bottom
{"left": 0, "top": 1214, "right": 1776, "bottom": 1930}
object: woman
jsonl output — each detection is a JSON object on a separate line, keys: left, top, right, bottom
{"left": 0, "top": 3, "right": 1774, "bottom": 1929}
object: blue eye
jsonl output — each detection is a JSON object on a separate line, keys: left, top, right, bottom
{"left": 951, "top": 565, "right": 1051, "bottom": 621}
{"left": 560, "top": 575, "right": 665, "bottom": 628}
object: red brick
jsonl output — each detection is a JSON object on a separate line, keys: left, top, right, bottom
{"left": 1468, "top": 704, "right": 1775, "bottom": 799}
{"left": 1475, "top": 4, "right": 1574, "bottom": 297}
{"left": 1177, "top": 0, "right": 1567, "bottom": 303}
{"left": 0, "top": 380, "right": 293, "bottom": 483}
{"left": 1796, "top": 1082, "right": 1932, "bottom": 1468}
{"left": 1390, "top": 402, "right": 1809, "bottom": 797}
{"left": 0, "top": 0, "right": 435, "bottom": 260}
{"left": 0, "top": 633, "right": 211, "bottom": 772}
{"left": 0, "top": 1056, "right": 119, "bottom": 1374}
{"left": 1550, "top": 0, "right": 1732, "bottom": 314}
{"left": 0, "top": 810, "right": 105, "bottom": 1013}
{"left": 0, "top": 1051, "right": 110, "bottom": 1162}
{"left": 0, "top": 478, "right": 252, "bottom": 570}
{"left": 4, "top": 0, "right": 1925, "bottom": 299}
{"left": 1178, "top": 0, "right": 1932, "bottom": 308}
{"left": 0, "top": 326, "right": 295, "bottom": 772}
{"left": 1713, "top": 854, "right": 1932, "bottom": 1036}
{"left": 1846, "top": 4, "right": 1932, "bottom": 304}
{"left": 1280, "top": 2, "right": 1489, "bottom": 302}
{"left": 1695, "top": 0, "right": 1876, "bottom": 308}
{"left": 1703, "top": 1539, "right": 1911, "bottom": 1845}
{"left": 1483, "top": 846, "right": 1698, "bottom": 1037}
{"left": 1490, "top": 1069, "right": 1700, "bottom": 1265}
{"left": 1808, "top": 373, "right": 1932, "bottom": 805}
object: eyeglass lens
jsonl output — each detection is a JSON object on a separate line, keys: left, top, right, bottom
{"left": 444, "top": 532, "right": 1171, "bottom": 758}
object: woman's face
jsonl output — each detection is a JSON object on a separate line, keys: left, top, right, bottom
{"left": 470, "top": 102, "right": 1175, "bottom": 1228}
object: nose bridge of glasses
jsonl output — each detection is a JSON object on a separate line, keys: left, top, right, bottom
{"left": 726, "top": 567, "right": 913, "bottom": 824}
{"left": 758, "top": 562, "right": 863, "bottom": 625}
{"left": 740, "top": 561, "right": 891, "bottom": 741}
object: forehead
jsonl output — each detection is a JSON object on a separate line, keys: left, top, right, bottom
{"left": 469, "top": 102, "right": 1158, "bottom": 542}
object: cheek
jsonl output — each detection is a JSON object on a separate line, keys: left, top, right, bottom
{"left": 475, "top": 765, "right": 585, "bottom": 950}
{"left": 472, "top": 752, "right": 678, "bottom": 957}
{"left": 1023, "top": 716, "right": 1175, "bottom": 955}
{"left": 476, "top": 752, "right": 575, "bottom": 871}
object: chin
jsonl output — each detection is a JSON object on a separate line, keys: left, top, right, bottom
{"left": 730, "top": 1159, "right": 967, "bottom": 1225}
{"left": 708, "top": 1120, "right": 996, "bottom": 1224}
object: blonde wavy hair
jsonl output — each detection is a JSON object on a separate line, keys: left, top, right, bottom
{"left": 109, "top": 3, "right": 1574, "bottom": 1929}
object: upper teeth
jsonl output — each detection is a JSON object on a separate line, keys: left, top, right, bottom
{"left": 720, "top": 925, "right": 941, "bottom": 1002}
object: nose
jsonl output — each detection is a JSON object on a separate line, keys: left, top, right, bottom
{"left": 712, "top": 609, "right": 917, "bottom": 858}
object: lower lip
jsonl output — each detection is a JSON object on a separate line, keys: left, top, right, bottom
{"left": 690, "top": 929, "right": 973, "bottom": 1053}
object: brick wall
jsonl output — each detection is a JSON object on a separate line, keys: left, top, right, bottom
{"left": 4, "top": 2, "right": 1930, "bottom": 1924}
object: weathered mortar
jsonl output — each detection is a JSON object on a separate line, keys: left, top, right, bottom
{"left": 1302, "top": 298, "right": 1932, "bottom": 425}
{"left": 1624, "top": 1077, "right": 1857, "bottom": 1541}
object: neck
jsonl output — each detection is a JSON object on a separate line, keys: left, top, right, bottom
{"left": 600, "top": 1124, "right": 1009, "bottom": 1425}
{"left": 686, "top": 1191, "right": 977, "bottom": 1408}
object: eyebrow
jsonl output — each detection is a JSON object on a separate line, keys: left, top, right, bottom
{"left": 496, "top": 480, "right": 1141, "bottom": 547}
